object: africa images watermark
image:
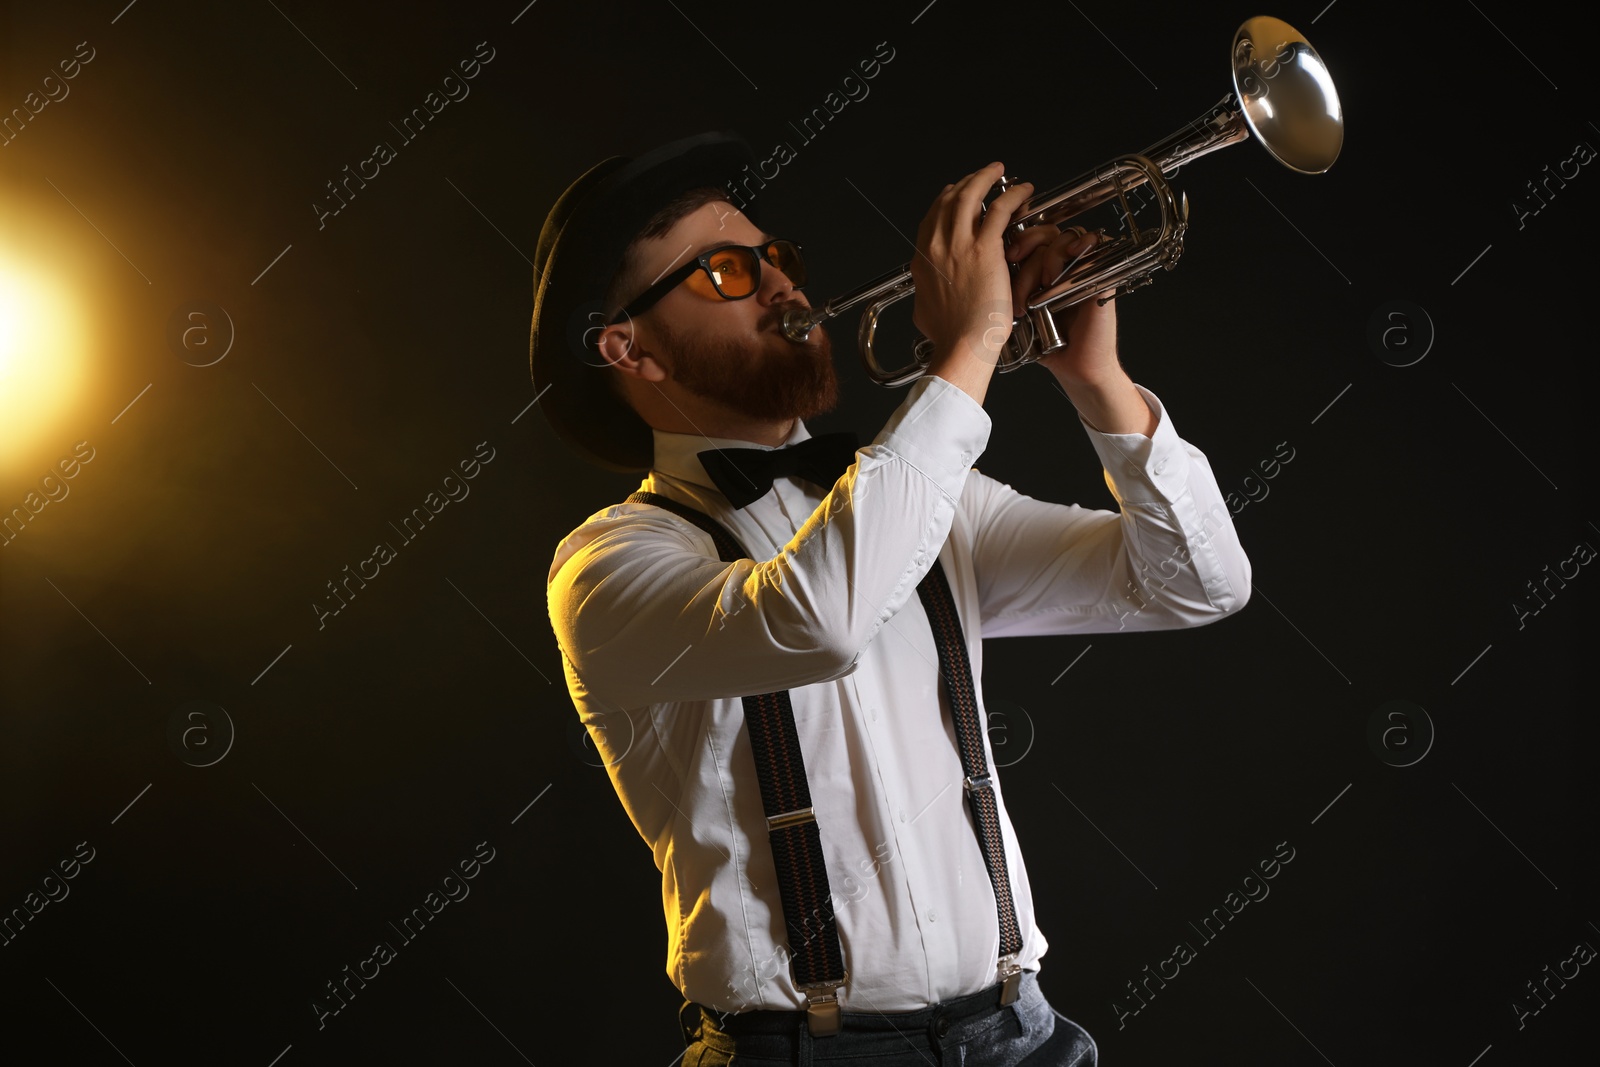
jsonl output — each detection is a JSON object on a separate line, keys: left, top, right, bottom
{"left": 1, "top": 439, "right": 97, "bottom": 549}
{"left": 312, "top": 441, "right": 497, "bottom": 630}
{"left": 1223, "top": 441, "right": 1296, "bottom": 516}
{"left": 1, "top": 841, "right": 97, "bottom": 948}
{"left": 1511, "top": 135, "right": 1595, "bottom": 231}
{"left": 310, "top": 840, "right": 497, "bottom": 1029}
{"left": 1510, "top": 537, "right": 1593, "bottom": 631}
{"left": 1110, "top": 840, "right": 1297, "bottom": 1029}
{"left": 166, "top": 700, "right": 236, "bottom": 768}
{"left": 1510, "top": 933, "right": 1595, "bottom": 1032}
{"left": 0, "top": 39, "right": 96, "bottom": 148}
{"left": 721, "top": 41, "right": 897, "bottom": 213}
{"left": 312, "top": 41, "right": 497, "bottom": 230}
{"left": 1111, "top": 498, "right": 1236, "bottom": 630}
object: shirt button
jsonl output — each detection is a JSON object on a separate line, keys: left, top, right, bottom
{"left": 927, "top": 910, "right": 936, "bottom": 923}
{"left": 1154, "top": 458, "right": 1168, "bottom": 474}
{"left": 959, "top": 451, "right": 970, "bottom": 464}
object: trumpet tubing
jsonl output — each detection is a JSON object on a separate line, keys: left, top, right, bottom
{"left": 781, "top": 16, "right": 1343, "bottom": 387}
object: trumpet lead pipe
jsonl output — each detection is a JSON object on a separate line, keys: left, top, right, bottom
{"left": 782, "top": 264, "right": 914, "bottom": 342}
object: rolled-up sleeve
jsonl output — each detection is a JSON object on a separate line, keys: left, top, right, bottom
{"left": 966, "top": 384, "right": 1250, "bottom": 637}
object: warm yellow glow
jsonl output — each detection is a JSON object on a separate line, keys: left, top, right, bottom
{"left": 0, "top": 256, "right": 88, "bottom": 465}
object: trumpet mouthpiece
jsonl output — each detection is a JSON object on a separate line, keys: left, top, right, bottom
{"left": 780, "top": 308, "right": 823, "bottom": 342}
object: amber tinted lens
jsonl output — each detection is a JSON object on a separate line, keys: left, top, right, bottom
{"left": 766, "top": 240, "right": 806, "bottom": 286}
{"left": 703, "top": 246, "right": 759, "bottom": 298}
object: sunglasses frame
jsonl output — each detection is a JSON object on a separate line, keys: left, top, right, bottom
{"left": 610, "top": 239, "right": 805, "bottom": 324}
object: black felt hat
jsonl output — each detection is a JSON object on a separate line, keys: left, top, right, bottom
{"left": 529, "top": 131, "right": 759, "bottom": 473}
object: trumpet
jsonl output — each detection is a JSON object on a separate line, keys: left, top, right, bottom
{"left": 780, "top": 16, "right": 1344, "bottom": 386}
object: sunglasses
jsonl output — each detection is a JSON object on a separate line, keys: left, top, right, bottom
{"left": 610, "top": 239, "right": 807, "bottom": 324}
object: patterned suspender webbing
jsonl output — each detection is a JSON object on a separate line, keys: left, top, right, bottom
{"left": 627, "top": 491, "right": 847, "bottom": 1032}
{"left": 625, "top": 489, "right": 1024, "bottom": 1030}
{"left": 914, "top": 561, "right": 1026, "bottom": 986}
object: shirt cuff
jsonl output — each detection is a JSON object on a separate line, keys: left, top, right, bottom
{"left": 872, "top": 373, "right": 993, "bottom": 498}
{"left": 1080, "top": 384, "right": 1189, "bottom": 504}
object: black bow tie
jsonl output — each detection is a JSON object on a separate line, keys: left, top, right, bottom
{"left": 697, "top": 431, "right": 862, "bottom": 509}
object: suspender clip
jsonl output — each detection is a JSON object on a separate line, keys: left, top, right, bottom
{"left": 998, "top": 956, "right": 1023, "bottom": 1006}
{"left": 796, "top": 978, "right": 846, "bottom": 1037}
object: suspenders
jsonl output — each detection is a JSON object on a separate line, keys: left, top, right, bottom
{"left": 626, "top": 490, "right": 1023, "bottom": 1036}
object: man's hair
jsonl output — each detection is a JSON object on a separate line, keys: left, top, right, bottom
{"left": 599, "top": 184, "right": 729, "bottom": 409}
{"left": 602, "top": 183, "right": 729, "bottom": 317}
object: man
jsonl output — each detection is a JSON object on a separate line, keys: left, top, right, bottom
{"left": 535, "top": 132, "right": 1250, "bottom": 1064}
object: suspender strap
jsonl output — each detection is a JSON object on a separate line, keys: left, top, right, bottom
{"left": 915, "top": 562, "right": 1025, "bottom": 1002}
{"left": 628, "top": 491, "right": 846, "bottom": 1033}
{"left": 625, "top": 488, "right": 1023, "bottom": 1028}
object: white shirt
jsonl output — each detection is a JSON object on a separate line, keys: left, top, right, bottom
{"left": 546, "top": 373, "right": 1250, "bottom": 1014}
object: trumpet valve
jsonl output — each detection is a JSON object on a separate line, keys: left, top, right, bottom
{"left": 1029, "top": 303, "right": 1066, "bottom": 356}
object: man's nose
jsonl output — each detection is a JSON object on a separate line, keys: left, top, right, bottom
{"left": 758, "top": 261, "right": 803, "bottom": 304}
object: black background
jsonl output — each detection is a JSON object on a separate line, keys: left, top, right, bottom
{"left": 1, "top": 1, "right": 1593, "bottom": 1064}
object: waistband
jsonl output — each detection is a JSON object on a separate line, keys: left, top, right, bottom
{"left": 692, "top": 970, "right": 1037, "bottom": 1038}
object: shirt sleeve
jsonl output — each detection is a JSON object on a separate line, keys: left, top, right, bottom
{"left": 965, "top": 384, "right": 1251, "bottom": 637}
{"left": 547, "top": 374, "right": 994, "bottom": 709}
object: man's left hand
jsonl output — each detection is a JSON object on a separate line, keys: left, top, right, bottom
{"left": 1004, "top": 224, "right": 1155, "bottom": 436}
{"left": 1005, "top": 224, "right": 1118, "bottom": 384}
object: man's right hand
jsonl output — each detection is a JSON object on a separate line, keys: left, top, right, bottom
{"left": 910, "top": 162, "right": 1034, "bottom": 406}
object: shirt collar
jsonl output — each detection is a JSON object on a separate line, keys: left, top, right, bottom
{"left": 651, "top": 420, "right": 814, "bottom": 493}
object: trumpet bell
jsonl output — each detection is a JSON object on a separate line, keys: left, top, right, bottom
{"left": 1233, "top": 15, "right": 1343, "bottom": 174}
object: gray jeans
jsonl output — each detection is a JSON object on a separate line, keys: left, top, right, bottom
{"left": 680, "top": 970, "right": 1098, "bottom": 1066}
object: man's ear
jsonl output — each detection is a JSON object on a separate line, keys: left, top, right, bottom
{"left": 596, "top": 320, "right": 667, "bottom": 382}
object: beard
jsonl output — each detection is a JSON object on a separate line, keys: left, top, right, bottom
{"left": 650, "top": 303, "right": 839, "bottom": 423}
